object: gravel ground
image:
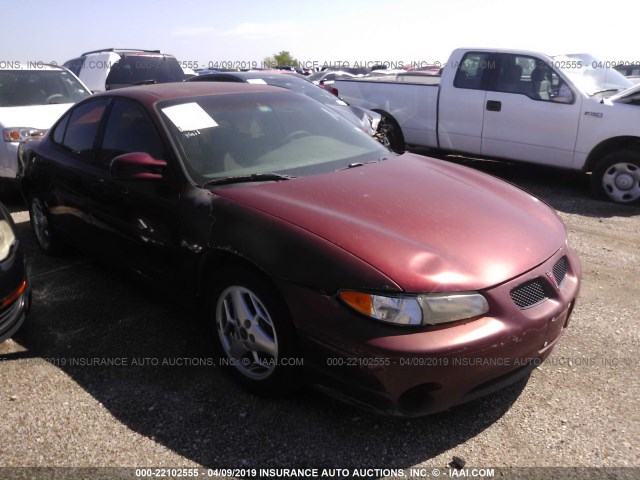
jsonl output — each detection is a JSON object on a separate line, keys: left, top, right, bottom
{"left": 0, "top": 157, "right": 638, "bottom": 480}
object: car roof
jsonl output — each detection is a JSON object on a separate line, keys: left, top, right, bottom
{"left": 194, "top": 70, "right": 308, "bottom": 82}
{"left": 81, "top": 48, "right": 167, "bottom": 56}
{"left": 0, "top": 63, "right": 70, "bottom": 72}
{"left": 90, "top": 81, "right": 286, "bottom": 107}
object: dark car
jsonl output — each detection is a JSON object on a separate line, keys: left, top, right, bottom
{"left": 0, "top": 201, "right": 29, "bottom": 342}
{"left": 19, "top": 82, "right": 580, "bottom": 416}
{"left": 188, "top": 70, "right": 387, "bottom": 145}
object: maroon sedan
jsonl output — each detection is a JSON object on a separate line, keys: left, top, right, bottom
{"left": 19, "top": 82, "right": 580, "bottom": 416}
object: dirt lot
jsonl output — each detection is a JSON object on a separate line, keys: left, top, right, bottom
{"left": 0, "top": 156, "right": 638, "bottom": 479}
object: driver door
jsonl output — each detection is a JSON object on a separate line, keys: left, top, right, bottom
{"left": 89, "top": 98, "right": 182, "bottom": 282}
{"left": 481, "top": 54, "right": 582, "bottom": 168}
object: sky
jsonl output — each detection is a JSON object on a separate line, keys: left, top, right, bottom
{"left": 1, "top": 0, "right": 638, "bottom": 69}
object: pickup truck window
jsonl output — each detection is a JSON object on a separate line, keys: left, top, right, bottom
{"left": 454, "top": 52, "right": 492, "bottom": 90}
{"left": 496, "top": 54, "right": 573, "bottom": 104}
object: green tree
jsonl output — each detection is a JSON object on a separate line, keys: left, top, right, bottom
{"left": 263, "top": 51, "right": 299, "bottom": 68}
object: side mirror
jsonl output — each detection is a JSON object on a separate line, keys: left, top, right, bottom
{"left": 110, "top": 152, "right": 167, "bottom": 181}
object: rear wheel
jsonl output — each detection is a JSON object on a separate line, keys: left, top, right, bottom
{"left": 207, "top": 265, "right": 302, "bottom": 396}
{"left": 591, "top": 151, "right": 640, "bottom": 204}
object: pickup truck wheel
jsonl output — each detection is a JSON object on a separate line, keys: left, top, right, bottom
{"left": 28, "top": 194, "right": 68, "bottom": 256}
{"left": 592, "top": 151, "right": 640, "bottom": 204}
{"left": 377, "top": 116, "right": 405, "bottom": 153}
{"left": 207, "top": 266, "right": 302, "bottom": 396}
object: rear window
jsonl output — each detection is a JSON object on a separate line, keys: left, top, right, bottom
{"left": 0, "top": 70, "right": 90, "bottom": 107}
{"left": 105, "top": 55, "right": 185, "bottom": 89}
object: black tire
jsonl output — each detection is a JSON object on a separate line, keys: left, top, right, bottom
{"left": 28, "top": 194, "right": 67, "bottom": 256}
{"left": 376, "top": 115, "right": 405, "bottom": 153}
{"left": 207, "top": 265, "right": 302, "bottom": 396}
{"left": 591, "top": 150, "right": 640, "bottom": 204}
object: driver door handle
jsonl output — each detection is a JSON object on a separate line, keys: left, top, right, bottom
{"left": 486, "top": 100, "right": 502, "bottom": 112}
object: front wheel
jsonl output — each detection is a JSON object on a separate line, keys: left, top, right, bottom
{"left": 208, "top": 266, "right": 302, "bottom": 396}
{"left": 591, "top": 151, "right": 640, "bottom": 204}
{"left": 28, "top": 194, "right": 67, "bottom": 255}
{"left": 376, "top": 116, "right": 405, "bottom": 153}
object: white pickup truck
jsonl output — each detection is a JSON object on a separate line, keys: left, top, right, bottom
{"left": 334, "top": 48, "right": 640, "bottom": 204}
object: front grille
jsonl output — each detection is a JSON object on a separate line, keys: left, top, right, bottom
{"left": 510, "top": 278, "right": 548, "bottom": 309}
{"left": 552, "top": 256, "right": 568, "bottom": 287}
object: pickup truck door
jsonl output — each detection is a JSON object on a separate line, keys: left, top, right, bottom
{"left": 437, "top": 51, "right": 494, "bottom": 154}
{"left": 481, "top": 53, "right": 582, "bottom": 168}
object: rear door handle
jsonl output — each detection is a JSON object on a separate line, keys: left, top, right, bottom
{"left": 486, "top": 100, "right": 502, "bottom": 112}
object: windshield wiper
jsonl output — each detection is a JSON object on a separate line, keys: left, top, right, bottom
{"left": 200, "top": 173, "right": 296, "bottom": 188}
{"left": 590, "top": 88, "right": 619, "bottom": 96}
{"left": 133, "top": 79, "right": 158, "bottom": 86}
{"left": 336, "top": 158, "right": 388, "bottom": 171}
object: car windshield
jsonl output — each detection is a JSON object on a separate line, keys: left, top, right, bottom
{"left": 157, "top": 91, "right": 390, "bottom": 185}
{"left": 0, "top": 70, "right": 90, "bottom": 107}
{"left": 250, "top": 75, "right": 348, "bottom": 107}
{"left": 554, "top": 54, "right": 633, "bottom": 97}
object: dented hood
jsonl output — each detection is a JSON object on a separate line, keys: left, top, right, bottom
{"left": 215, "top": 153, "right": 566, "bottom": 292}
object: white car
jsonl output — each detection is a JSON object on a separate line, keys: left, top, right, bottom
{"left": 0, "top": 63, "right": 90, "bottom": 190}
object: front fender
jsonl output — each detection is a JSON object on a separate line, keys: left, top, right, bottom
{"left": 180, "top": 189, "right": 401, "bottom": 295}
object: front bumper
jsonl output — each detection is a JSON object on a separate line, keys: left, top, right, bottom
{"left": 281, "top": 244, "right": 581, "bottom": 416}
{"left": 0, "top": 242, "right": 30, "bottom": 342}
{"left": 0, "top": 141, "right": 19, "bottom": 179}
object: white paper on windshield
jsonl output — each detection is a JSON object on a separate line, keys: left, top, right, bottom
{"left": 247, "top": 79, "right": 268, "bottom": 85}
{"left": 162, "top": 102, "right": 218, "bottom": 132}
{"left": 336, "top": 99, "right": 348, "bottom": 106}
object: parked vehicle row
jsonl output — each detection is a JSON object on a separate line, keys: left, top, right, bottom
{"left": 16, "top": 81, "right": 581, "bottom": 416}
{"left": 334, "top": 48, "right": 640, "bottom": 204}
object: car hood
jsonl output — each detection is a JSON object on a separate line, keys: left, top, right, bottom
{"left": 0, "top": 104, "right": 74, "bottom": 129}
{"left": 216, "top": 153, "right": 566, "bottom": 292}
{"left": 609, "top": 82, "right": 640, "bottom": 103}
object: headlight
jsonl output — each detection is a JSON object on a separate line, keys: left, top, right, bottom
{"left": 339, "top": 290, "right": 489, "bottom": 326}
{"left": 3, "top": 127, "right": 45, "bottom": 142}
{"left": 0, "top": 220, "right": 16, "bottom": 261}
{"left": 368, "top": 114, "right": 381, "bottom": 132}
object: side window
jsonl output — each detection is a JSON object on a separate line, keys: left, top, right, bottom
{"left": 454, "top": 52, "right": 492, "bottom": 90}
{"left": 497, "top": 55, "right": 574, "bottom": 103}
{"left": 99, "top": 99, "right": 165, "bottom": 166}
{"left": 51, "top": 112, "right": 71, "bottom": 145}
{"left": 495, "top": 55, "right": 528, "bottom": 94}
{"left": 60, "top": 99, "right": 109, "bottom": 161}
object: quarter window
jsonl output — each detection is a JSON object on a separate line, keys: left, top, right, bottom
{"left": 51, "top": 112, "right": 70, "bottom": 145}
{"left": 59, "top": 99, "right": 109, "bottom": 161}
